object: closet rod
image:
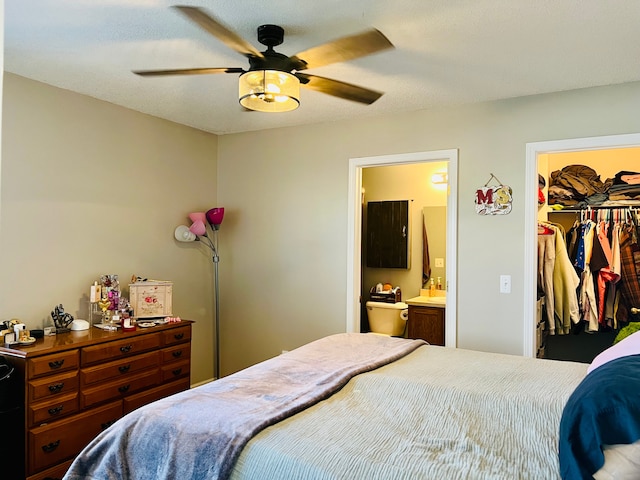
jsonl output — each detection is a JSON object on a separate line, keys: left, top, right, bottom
{"left": 550, "top": 205, "right": 638, "bottom": 211}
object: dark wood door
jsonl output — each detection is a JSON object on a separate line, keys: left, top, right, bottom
{"left": 366, "top": 200, "right": 409, "bottom": 268}
{"left": 408, "top": 306, "right": 445, "bottom": 346}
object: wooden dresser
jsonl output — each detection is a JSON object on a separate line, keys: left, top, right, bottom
{"left": 0, "top": 320, "right": 193, "bottom": 480}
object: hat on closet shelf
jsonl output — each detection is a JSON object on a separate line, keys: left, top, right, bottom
{"left": 538, "top": 174, "right": 546, "bottom": 206}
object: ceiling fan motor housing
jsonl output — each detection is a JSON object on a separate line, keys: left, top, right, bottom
{"left": 257, "top": 24, "right": 284, "bottom": 47}
{"left": 247, "top": 51, "right": 303, "bottom": 74}
{"left": 248, "top": 24, "right": 307, "bottom": 74}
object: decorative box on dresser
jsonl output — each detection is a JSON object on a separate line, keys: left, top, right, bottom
{"left": 0, "top": 320, "right": 193, "bottom": 480}
{"left": 405, "top": 295, "right": 446, "bottom": 346}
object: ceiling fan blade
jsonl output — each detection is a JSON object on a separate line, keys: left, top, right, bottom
{"left": 173, "top": 6, "right": 264, "bottom": 59}
{"left": 296, "top": 73, "right": 383, "bottom": 105}
{"left": 291, "top": 29, "right": 393, "bottom": 70}
{"left": 133, "top": 67, "right": 245, "bottom": 77}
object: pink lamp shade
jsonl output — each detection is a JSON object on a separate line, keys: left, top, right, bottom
{"left": 188, "top": 212, "right": 207, "bottom": 225}
{"left": 206, "top": 208, "right": 225, "bottom": 229}
{"left": 174, "top": 225, "right": 197, "bottom": 242}
{"left": 189, "top": 220, "right": 207, "bottom": 236}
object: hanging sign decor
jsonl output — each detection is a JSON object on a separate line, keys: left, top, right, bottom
{"left": 475, "top": 173, "right": 512, "bottom": 215}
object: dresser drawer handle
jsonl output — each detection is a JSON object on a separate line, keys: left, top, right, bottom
{"left": 101, "top": 420, "right": 116, "bottom": 430}
{"left": 172, "top": 351, "right": 183, "bottom": 358}
{"left": 48, "top": 383, "right": 64, "bottom": 393}
{"left": 41, "top": 440, "right": 60, "bottom": 453}
{"left": 48, "top": 360, "right": 64, "bottom": 370}
{"left": 118, "top": 384, "right": 130, "bottom": 393}
{"left": 120, "top": 345, "right": 133, "bottom": 353}
{"left": 174, "top": 333, "right": 184, "bottom": 340}
{"left": 172, "top": 368, "right": 183, "bottom": 376}
{"left": 118, "top": 365, "right": 131, "bottom": 373}
{"left": 48, "top": 405, "right": 64, "bottom": 416}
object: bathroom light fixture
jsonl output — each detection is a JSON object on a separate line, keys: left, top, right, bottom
{"left": 239, "top": 70, "right": 300, "bottom": 112}
{"left": 174, "top": 207, "right": 225, "bottom": 379}
{"left": 431, "top": 172, "right": 448, "bottom": 185}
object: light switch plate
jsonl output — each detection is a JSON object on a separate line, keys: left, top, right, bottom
{"left": 500, "top": 275, "right": 511, "bottom": 294}
{"left": 435, "top": 258, "right": 444, "bottom": 267}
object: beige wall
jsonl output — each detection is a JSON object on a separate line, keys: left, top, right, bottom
{"left": 218, "top": 81, "right": 640, "bottom": 374}
{"left": 3, "top": 71, "right": 640, "bottom": 379}
{"left": 1, "top": 73, "right": 219, "bottom": 384}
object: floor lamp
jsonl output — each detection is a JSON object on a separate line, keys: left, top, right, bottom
{"left": 174, "top": 208, "right": 224, "bottom": 380}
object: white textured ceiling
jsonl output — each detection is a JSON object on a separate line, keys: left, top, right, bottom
{"left": 6, "top": 1, "right": 640, "bottom": 135}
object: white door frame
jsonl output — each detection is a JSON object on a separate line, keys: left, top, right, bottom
{"left": 347, "top": 149, "right": 458, "bottom": 347}
{"left": 523, "top": 133, "right": 640, "bottom": 357}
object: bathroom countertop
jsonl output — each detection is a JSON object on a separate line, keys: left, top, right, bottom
{"left": 405, "top": 295, "right": 446, "bottom": 308}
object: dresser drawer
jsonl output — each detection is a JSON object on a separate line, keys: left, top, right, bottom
{"left": 81, "top": 333, "right": 161, "bottom": 366}
{"left": 29, "top": 371, "right": 79, "bottom": 403}
{"left": 29, "top": 393, "right": 79, "bottom": 428}
{"left": 161, "top": 325, "right": 191, "bottom": 346}
{"left": 123, "top": 377, "right": 190, "bottom": 415}
{"left": 28, "top": 350, "right": 79, "bottom": 380}
{"left": 161, "top": 359, "right": 190, "bottom": 383}
{"left": 80, "top": 369, "right": 160, "bottom": 409}
{"left": 161, "top": 344, "right": 191, "bottom": 363}
{"left": 26, "top": 459, "right": 73, "bottom": 480}
{"left": 81, "top": 351, "right": 160, "bottom": 386}
{"left": 28, "top": 401, "right": 122, "bottom": 474}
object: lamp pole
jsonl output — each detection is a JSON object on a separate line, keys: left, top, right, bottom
{"left": 213, "top": 249, "right": 220, "bottom": 380}
{"left": 174, "top": 207, "right": 225, "bottom": 381}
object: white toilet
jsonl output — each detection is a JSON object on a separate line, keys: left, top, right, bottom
{"left": 365, "top": 301, "right": 409, "bottom": 336}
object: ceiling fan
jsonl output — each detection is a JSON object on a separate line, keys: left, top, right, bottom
{"left": 133, "top": 6, "right": 394, "bottom": 112}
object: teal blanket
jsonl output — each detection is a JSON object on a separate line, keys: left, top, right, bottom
{"left": 63, "top": 333, "right": 425, "bottom": 480}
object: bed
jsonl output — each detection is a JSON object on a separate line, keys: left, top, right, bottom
{"left": 62, "top": 332, "right": 640, "bottom": 480}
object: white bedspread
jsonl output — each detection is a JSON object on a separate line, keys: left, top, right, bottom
{"left": 231, "top": 346, "right": 587, "bottom": 480}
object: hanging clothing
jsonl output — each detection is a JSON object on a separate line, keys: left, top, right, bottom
{"left": 538, "top": 222, "right": 580, "bottom": 334}
{"left": 619, "top": 225, "right": 640, "bottom": 308}
{"left": 604, "top": 223, "right": 622, "bottom": 328}
{"left": 575, "top": 220, "right": 598, "bottom": 332}
{"left": 596, "top": 221, "right": 621, "bottom": 325}
{"left": 553, "top": 224, "right": 581, "bottom": 334}
{"left": 538, "top": 232, "right": 556, "bottom": 334}
{"left": 422, "top": 212, "right": 431, "bottom": 287}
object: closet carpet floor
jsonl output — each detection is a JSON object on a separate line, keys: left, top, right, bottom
{"left": 545, "top": 330, "right": 617, "bottom": 363}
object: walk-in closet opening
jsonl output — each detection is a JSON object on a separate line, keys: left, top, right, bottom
{"left": 536, "top": 146, "right": 640, "bottom": 363}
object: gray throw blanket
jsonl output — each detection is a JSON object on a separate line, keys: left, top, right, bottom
{"left": 63, "top": 333, "right": 425, "bottom": 480}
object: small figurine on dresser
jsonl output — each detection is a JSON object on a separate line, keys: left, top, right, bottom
{"left": 51, "top": 304, "right": 74, "bottom": 333}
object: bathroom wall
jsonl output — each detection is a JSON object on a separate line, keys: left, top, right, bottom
{"left": 361, "top": 162, "right": 447, "bottom": 308}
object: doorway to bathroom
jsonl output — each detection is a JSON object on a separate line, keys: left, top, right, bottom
{"left": 346, "top": 150, "right": 458, "bottom": 347}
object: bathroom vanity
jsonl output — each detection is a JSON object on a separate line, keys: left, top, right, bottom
{"left": 405, "top": 295, "right": 445, "bottom": 346}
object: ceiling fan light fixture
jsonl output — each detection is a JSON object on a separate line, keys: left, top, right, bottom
{"left": 239, "top": 70, "right": 300, "bottom": 112}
